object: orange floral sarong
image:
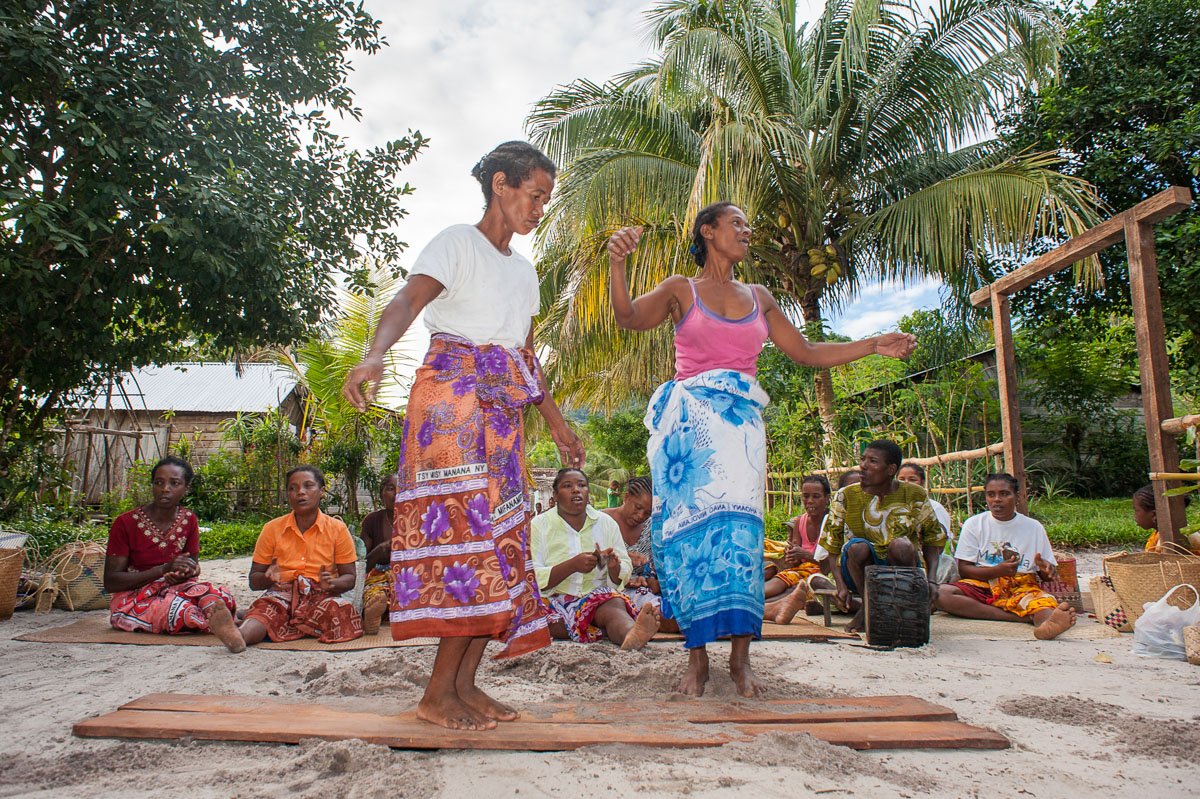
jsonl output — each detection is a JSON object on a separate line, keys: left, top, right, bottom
{"left": 390, "top": 333, "right": 550, "bottom": 658}
{"left": 955, "top": 573, "right": 1058, "bottom": 617}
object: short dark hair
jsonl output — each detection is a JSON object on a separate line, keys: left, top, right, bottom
{"left": 626, "top": 476, "right": 652, "bottom": 497}
{"left": 984, "top": 472, "right": 1020, "bottom": 493}
{"left": 151, "top": 455, "right": 194, "bottom": 485}
{"left": 898, "top": 462, "right": 926, "bottom": 482}
{"left": 801, "top": 475, "right": 831, "bottom": 495}
{"left": 1134, "top": 483, "right": 1191, "bottom": 509}
{"left": 471, "top": 141, "right": 556, "bottom": 206}
{"left": 865, "top": 440, "right": 903, "bottom": 468}
{"left": 379, "top": 473, "right": 398, "bottom": 493}
{"left": 690, "top": 201, "right": 739, "bottom": 266}
{"left": 837, "top": 469, "right": 862, "bottom": 489}
{"left": 552, "top": 467, "right": 588, "bottom": 492}
{"left": 286, "top": 464, "right": 326, "bottom": 488}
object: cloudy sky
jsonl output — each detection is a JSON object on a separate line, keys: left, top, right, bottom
{"left": 334, "top": 0, "right": 943, "bottom": 376}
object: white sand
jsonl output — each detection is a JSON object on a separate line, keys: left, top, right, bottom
{"left": 1, "top": 552, "right": 1197, "bottom": 798}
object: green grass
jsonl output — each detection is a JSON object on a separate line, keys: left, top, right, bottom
{"left": 1028, "top": 496, "right": 1200, "bottom": 548}
{"left": 199, "top": 519, "right": 268, "bottom": 558}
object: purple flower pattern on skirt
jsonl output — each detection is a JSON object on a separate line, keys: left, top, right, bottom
{"left": 451, "top": 374, "right": 477, "bottom": 396}
{"left": 500, "top": 447, "right": 521, "bottom": 490}
{"left": 395, "top": 568, "right": 422, "bottom": 608}
{"left": 497, "top": 549, "right": 513, "bottom": 583}
{"left": 487, "top": 409, "right": 514, "bottom": 439}
{"left": 417, "top": 418, "right": 434, "bottom": 448}
{"left": 420, "top": 500, "right": 450, "bottom": 542}
{"left": 466, "top": 493, "right": 492, "bottom": 537}
{"left": 478, "top": 348, "right": 508, "bottom": 376}
{"left": 444, "top": 562, "right": 481, "bottom": 604}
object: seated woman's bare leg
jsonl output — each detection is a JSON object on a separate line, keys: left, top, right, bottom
{"left": 620, "top": 605, "right": 660, "bottom": 650}
{"left": 204, "top": 603, "right": 246, "bottom": 653}
{"left": 238, "top": 617, "right": 268, "bottom": 646}
{"left": 764, "top": 576, "right": 788, "bottom": 599}
{"left": 593, "top": 597, "right": 636, "bottom": 645}
{"left": 1032, "top": 602, "right": 1077, "bottom": 640}
{"left": 677, "top": 646, "right": 709, "bottom": 696}
{"left": 455, "top": 636, "right": 518, "bottom": 721}
{"left": 417, "top": 636, "right": 494, "bottom": 730}
{"left": 935, "top": 584, "right": 1023, "bottom": 622}
{"left": 772, "top": 582, "right": 811, "bottom": 624}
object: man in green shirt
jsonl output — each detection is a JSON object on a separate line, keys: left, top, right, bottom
{"left": 818, "top": 440, "right": 946, "bottom": 632}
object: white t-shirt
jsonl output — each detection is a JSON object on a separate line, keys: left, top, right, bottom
{"left": 953, "top": 512, "right": 1055, "bottom": 574}
{"left": 930, "top": 499, "right": 953, "bottom": 540}
{"left": 409, "top": 224, "right": 539, "bottom": 347}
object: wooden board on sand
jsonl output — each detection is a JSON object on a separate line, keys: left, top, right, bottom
{"left": 74, "top": 693, "right": 1008, "bottom": 752}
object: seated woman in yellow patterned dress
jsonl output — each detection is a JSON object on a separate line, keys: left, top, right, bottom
{"left": 935, "top": 474, "right": 1076, "bottom": 640}
{"left": 360, "top": 474, "right": 397, "bottom": 634}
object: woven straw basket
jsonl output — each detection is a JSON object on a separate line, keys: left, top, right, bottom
{"left": 51, "top": 541, "right": 109, "bottom": 612}
{"left": 1185, "top": 625, "right": 1200, "bottom": 666}
{"left": 1089, "top": 574, "right": 1133, "bottom": 632}
{"left": 1105, "top": 551, "right": 1200, "bottom": 625}
{"left": 0, "top": 547, "right": 23, "bottom": 620}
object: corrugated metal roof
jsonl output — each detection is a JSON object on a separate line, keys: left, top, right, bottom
{"left": 78, "top": 362, "right": 299, "bottom": 414}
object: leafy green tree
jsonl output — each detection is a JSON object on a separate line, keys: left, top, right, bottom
{"left": 529, "top": 0, "right": 1098, "bottom": 432}
{"left": 274, "top": 262, "right": 410, "bottom": 518}
{"left": 0, "top": 1, "right": 426, "bottom": 504}
{"left": 583, "top": 410, "right": 651, "bottom": 475}
{"left": 1004, "top": 0, "right": 1200, "bottom": 371}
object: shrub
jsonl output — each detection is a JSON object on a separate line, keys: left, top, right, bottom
{"left": 199, "top": 518, "right": 268, "bottom": 558}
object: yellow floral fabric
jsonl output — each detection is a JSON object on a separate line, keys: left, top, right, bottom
{"left": 958, "top": 573, "right": 1059, "bottom": 617}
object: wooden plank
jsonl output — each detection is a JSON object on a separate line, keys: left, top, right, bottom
{"left": 990, "top": 293, "right": 1028, "bottom": 513}
{"left": 74, "top": 709, "right": 734, "bottom": 751}
{"left": 119, "top": 693, "right": 958, "bottom": 725}
{"left": 902, "top": 443, "right": 1003, "bottom": 467}
{"left": 1127, "top": 218, "right": 1188, "bottom": 548}
{"left": 968, "top": 187, "right": 1192, "bottom": 307}
{"left": 1162, "top": 414, "right": 1200, "bottom": 435}
{"left": 736, "top": 720, "right": 1009, "bottom": 750}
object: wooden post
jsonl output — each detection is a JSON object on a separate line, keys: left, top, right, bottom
{"left": 990, "top": 293, "right": 1028, "bottom": 513}
{"left": 1126, "top": 219, "right": 1187, "bottom": 547}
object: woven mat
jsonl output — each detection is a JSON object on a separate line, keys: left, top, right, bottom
{"left": 13, "top": 615, "right": 437, "bottom": 650}
{"left": 929, "top": 612, "right": 1121, "bottom": 641}
{"left": 652, "top": 617, "right": 857, "bottom": 642}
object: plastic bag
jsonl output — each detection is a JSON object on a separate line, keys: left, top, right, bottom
{"left": 1131, "top": 584, "right": 1200, "bottom": 659}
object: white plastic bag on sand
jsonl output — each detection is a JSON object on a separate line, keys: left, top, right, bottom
{"left": 1132, "top": 584, "right": 1200, "bottom": 660}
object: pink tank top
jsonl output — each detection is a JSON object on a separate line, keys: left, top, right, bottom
{"left": 674, "top": 279, "right": 770, "bottom": 380}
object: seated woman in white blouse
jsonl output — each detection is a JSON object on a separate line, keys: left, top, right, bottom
{"left": 530, "top": 468, "right": 659, "bottom": 650}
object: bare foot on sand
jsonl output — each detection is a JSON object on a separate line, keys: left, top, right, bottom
{"left": 846, "top": 607, "right": 866, "bottom": 634}
{"left": 773, "top": 584, "right": 810, "bottom": 625}
{"left": 676, "top": 648, "right": 709, "bottom": 696}
{"left": 416, "top": 693, "right": 496, "bottom": 730}
{"left": 205, "top": 604, "right": 246, "bottom": 653}
{"left": 729, "top": 651, "right": 766, "bottom": 698}
{"left": 1034, "top": 602, "right": 1077, "bottom": 640}
{"left": 362, "top": 595, "right": 387, "bottom": 636}
{"left": 620, "top": 606, "right": 660, "bottom": 651}
{"left": 458, "top": 685, "right": 519, "bottom": 722}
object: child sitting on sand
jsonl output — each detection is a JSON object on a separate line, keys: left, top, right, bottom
{"left": 1133, "top": 484, "right": 1200, "bottom": 554}
{"left": 359, "top": 474, "right": 397, "bottom": 635}
{"left": 530, "top": 468, "right": 659, "bottom": 650}
{"left": 239, "top": 465, "right": 363, "bottom": 645}
{"left": 935, "top": 473, "right": 1076, "bottom": 640}
{"left": 763, "top": 475, "right": 835, "bottom": 624}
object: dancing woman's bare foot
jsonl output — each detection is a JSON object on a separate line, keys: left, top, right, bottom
{"left": 676, "top": 647, "right": 709, "bottom": 696}
{"left": 416, "top": 691, "right": 496, "bottom": 730}
{"left": 773, "top": 584, "right": 810, "bottom": 625}
{"left": 204, "top": 604, "right": 246, "bottom": 653}
{"left": 457, "top": 684, "right": 519, "bottom": 722}
{"left": 620, "top": 606, "right": 660, "bottom": 651}
{"left": 1033, "top": 602, "right": 1077, "bottom": 640}
{"left": 729, "top": 645, "right": 766, "bottom": 698}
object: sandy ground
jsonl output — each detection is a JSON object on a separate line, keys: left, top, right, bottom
{"left": 1, "top": 551, "right": 1197, "bottom": 799}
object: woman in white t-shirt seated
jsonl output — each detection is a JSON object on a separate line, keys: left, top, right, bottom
{"left": 934, "top": 473, "right": 1076, "bottom": 639}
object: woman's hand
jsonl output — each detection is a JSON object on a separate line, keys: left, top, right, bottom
{"left": 607, "top": 226, "right": 643, "bottom": 261}
{"left": 569, "top": 550, "right": 600, "bottom": 574}
{"left": 872, "top": 333, "right": 917, "bottom": 359}
{"left": 629, "top": 551, "right": 649, "bottom": 569}
{"left": 1034, "top": 553, "right": 1057, "bottom": 582}
{"left": 162, "top": 555, "right": 198, "bottom": 585}
{"left": 550, "top": 424, "right": 586, "bottom": 469}
{"left": 342, "top": 356, "right": 386, "bottom": 411}
{"left": 318, "top": 564, "right": 338, "bottom": 592}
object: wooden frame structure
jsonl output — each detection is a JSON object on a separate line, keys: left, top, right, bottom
{"left": 969, "top": 186, "right": 1194, "bottom": 546}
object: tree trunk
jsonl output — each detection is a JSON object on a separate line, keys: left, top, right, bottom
{"left": 799, "top": 288, "right": 837, "bottom": 452}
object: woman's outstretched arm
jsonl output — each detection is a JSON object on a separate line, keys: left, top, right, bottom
{"left": 608, "top": 226, "right": 688, "bottom": 331}
{"left": 757, "top": 286, "right": 915, "bottom": 367}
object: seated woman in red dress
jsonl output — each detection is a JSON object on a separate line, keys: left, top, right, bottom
{"left": 103, "top": 456, "right": 245, "bottom": 652}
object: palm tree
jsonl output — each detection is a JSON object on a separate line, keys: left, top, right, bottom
{"left": 528, "top": 0, "right": 1099, "bottom": 436}
{"left": 274, "top": 262, "right": 410, "bottom": 517}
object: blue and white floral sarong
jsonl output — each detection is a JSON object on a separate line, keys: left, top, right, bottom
{"left": 644, "top": 369, "right": 770, "bottom": 648}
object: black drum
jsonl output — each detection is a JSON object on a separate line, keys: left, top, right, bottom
{"left": 863, "top": 565, "right": 931, "bottom": 648}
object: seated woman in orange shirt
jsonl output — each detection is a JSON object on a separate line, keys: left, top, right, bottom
{"left": 239, "top": 465, "right": 363, "bottom": 645}
{"left": 1134, "top": 484, "right": 1199, "bottom": 554}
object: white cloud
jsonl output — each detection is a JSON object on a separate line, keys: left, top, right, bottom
{"left": 830, "top": 278, "right": 944, "bottom": 339}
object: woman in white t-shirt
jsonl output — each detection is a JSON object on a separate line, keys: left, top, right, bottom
{"left": 934, "top": 473, "right": 1076, "bottom": 639}
{"left": 344, "top": 141, "right": 584, "bottom": 732}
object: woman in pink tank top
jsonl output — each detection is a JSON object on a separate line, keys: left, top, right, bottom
{"left": 607, "top": 201, "right": 916, "bottom": 699}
